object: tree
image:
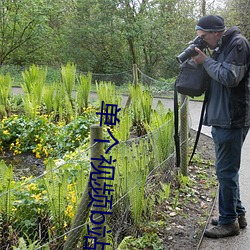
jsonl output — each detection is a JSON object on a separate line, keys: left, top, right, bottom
{"left": 0, "top": 0, "right": 47, "bottom": 65}
{"left": 220, "top": 0, "right": 250, "bottom": 39}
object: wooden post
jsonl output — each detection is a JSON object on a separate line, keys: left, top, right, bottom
{"left": 180, "top": 94, "right": 188, "bottom": 176}
{"left": 133, "top": 63, "right": 138, "bottom": 86}
{"left": 63, "top": 125, "right": 103, "bottom": 250}
{"left": 90, "top": 125, "right": 105, "bottom": 250}
{"left": 125, "top": 64, "right": 138, "bottom": 109}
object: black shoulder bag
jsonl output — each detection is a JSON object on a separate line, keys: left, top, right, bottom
{"left": 175, "top": 58, "right": 208, "bottom": 97}
{"left": 174, "top": 58, "right": 210, "bottom": 168}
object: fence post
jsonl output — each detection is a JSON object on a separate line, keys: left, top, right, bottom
{"left": 133, "top": 64, "right": 138, "bottom": 86}
{"left": 90, "top": 125, "right": 105, "bottom": 249}
{"left": 63, "top": 124, "right": 103, "bottom": 250}
{"left": 125, "top": 64, "right": 138, "bottom": 109}
{"left": 180, "top": 94, "right": 188, "bottom": 176}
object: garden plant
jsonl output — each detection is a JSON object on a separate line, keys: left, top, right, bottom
{"left": 0, "top": 64, "right": 217, "bottom": 250}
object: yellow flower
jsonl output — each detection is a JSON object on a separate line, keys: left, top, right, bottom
{"left": 26, "top": 183, "right": 37, "bottom": 191}
{"left": 65, "top": 205, "right": 74, "bottom": 218}
{"left": 32, "top": 193, "right": 42, "bottom": 201}
{"left": 3, "top": 130, "right": 9, "bottom": 135}
{"left": 36, "top": 152, "right": 41, "bottom": 159}
{"left": 12, "top": 207, "right": 17, "bottom": 212}
{"left": 71, "top": 195, "right": 76, "bottom": 204}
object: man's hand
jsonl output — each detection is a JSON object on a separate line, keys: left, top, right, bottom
{"left": 192, "top": 47, "right": 207, "bottom": 64}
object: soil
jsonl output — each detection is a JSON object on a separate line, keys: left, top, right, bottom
{"left": 0, "top": 152, "right": 45, "bottom": 180}
{"left": 159, "top": 130, "right": 217, "bottom": 250}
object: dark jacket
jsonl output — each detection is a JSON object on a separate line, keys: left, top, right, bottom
{"left": 203, "top": 26, "right": 250, "bottom": 128}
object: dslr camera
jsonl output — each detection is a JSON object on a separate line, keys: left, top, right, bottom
{"left": 176, "top": 36, "right": 208, "bottom": 64}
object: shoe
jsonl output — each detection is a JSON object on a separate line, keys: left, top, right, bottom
{"left": 211, "top": 214, "right": 247, "bottom": 229}
{"left": 204, "top": 222, "right": 240, "bottom": 238}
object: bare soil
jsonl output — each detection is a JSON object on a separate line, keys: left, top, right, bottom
{"left": 160, "top": 130, "right": 217, "bottom": 250}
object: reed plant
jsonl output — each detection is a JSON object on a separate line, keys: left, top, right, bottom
{"left": 129, "top": 83, "right": 152, "bottom": 134}
{"left": 21, "top": 65, "right": 47, "bottom": 118}
{"left": 52, "top": 82, "right": 73, "bottom": 122}
{"left": 43, "top": 159, "right": 69, "bottom": 235}
{"left": 112, "top": 108, "right": 132, "bottom": 141}
{"left": 96, "top": 81, "right": 122, "bottom": 109}
{"left": 112, "top": 138, "right": 152, "bottom": 225}
{"left": 60, "top": 63, "right": 76, "bottom": 103}
{"left": 76, "top": 72, "right": 92, "bottom": 112}
{"left": 0, "top": 161, "right": 14, "bottom": 222}
{"left": 145, "top": 100, "right": 174, "bottom": 164}
{"left": 43, "top": 84, "right": 56, "bottom": 114}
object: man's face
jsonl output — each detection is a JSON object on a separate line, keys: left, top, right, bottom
{"left": 196, "top": 30, "right": 221, "bottom": 49}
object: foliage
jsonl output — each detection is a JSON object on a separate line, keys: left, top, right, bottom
{"left": 0, "top": 73, "right": 12, "bottom": 117}
{"left": 61, "top": 63, "right": 76, "bottom": 102}
{"left": 0, "top": 111, "right": 98, "bottom": 158}
{"left": 117, "top": 233, "right": 163, "bottom": 250}
{"left": 0, "top": 73, "right": 179, "bottom": 248}
{"left": 21, "top": 65, "right": 47, "bottom": 118}
{"left": 0, "top": 161, "right": 14, "bottom": 222}
{"left": 0, "top": 0, "right": 52, "bottom": 65}
{"left": 0, "top": 152, "right": 90, "bottom": 248}
{"left": 12, "top": 176, "right": 49, "bottom": 240}
{"left": 0, "top": 0, "right": 232, "bottom": 78}
{"left": 96, "top": 81, "right": 122, "bottom": 109}
{"left": 13, "top": 235, "right": 47, "bottom": 250}
{"left": 145, "top": 100, "right": 175, "bottom": 164}
{"left": 76, "top": 72, "right": 92, "bottom": 110}
{"left": 129, "top": 83, "right": 153, "bottom": 135}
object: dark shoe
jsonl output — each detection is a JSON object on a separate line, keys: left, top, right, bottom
{"left": 211, "top": 214, "right": 247, "bottom": 229}
{"left": 204, "top": 222, "right": 240, "bottom": 238}
{"left": 238, "top": 215, "right": 247, "bottom": 228}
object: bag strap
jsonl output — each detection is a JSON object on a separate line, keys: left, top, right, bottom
{"left": 188, "top": 91, "right": 208, "bottom": 164}
{"left": 174, "top": 80, "right": 180, "bottom": 168}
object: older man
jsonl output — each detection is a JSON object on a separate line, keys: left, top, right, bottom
{"left": 192, "top": 15, "right": 250, "bottom": 238}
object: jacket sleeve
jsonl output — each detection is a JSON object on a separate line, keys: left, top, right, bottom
{"left": 203, "top": 38, "right": 250, "bottom": 87}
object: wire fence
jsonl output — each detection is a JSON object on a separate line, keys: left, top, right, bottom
{"left": 0, "top": 64, "right": 175, "bottom": 97}
{"left": 0, "top": 66, "right": 190, "bottom": 249}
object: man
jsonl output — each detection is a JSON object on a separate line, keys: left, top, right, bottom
{"left": 192, "top": 15, "right": 250, "bottom": 238}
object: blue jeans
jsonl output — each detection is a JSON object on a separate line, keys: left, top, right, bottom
{"left": 211, "top": 126, "right": 249, "bottom": 225}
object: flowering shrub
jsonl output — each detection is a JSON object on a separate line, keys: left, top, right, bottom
{"left": 0, "top": 106, "right": 98, "bottom": 158}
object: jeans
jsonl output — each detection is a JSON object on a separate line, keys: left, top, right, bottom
{"left": 211, "top": 126, "right": 249, "bottom": 225}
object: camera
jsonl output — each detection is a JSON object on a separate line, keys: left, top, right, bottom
{"left": 176, "top": 36, "right": 208, "bottom": 64}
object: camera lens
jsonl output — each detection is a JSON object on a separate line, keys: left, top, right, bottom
{"left": 176, "top": 45, "right": 198, "bottom": 63}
